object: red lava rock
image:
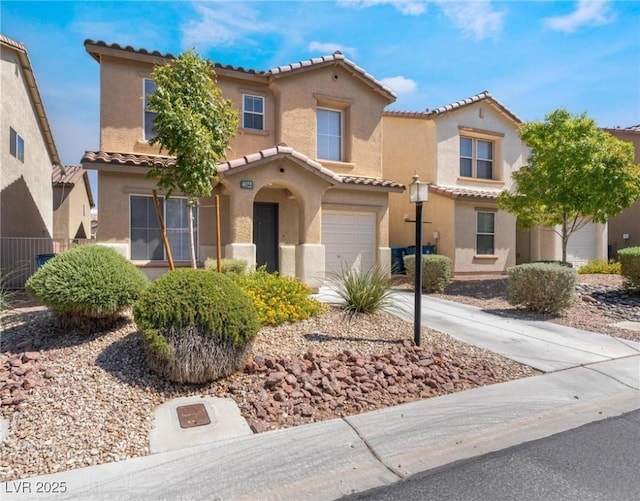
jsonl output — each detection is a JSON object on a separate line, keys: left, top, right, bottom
{"left": 22, "top": 351, "right": 41, "bottom": 362}
{"left": 62, "top": 348, "right": 73, "bottom": 356}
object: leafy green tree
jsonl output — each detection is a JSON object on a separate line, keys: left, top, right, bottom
{"left": 146, "top": 49, "right": 238, "bottom": 268}
{"left": 498, "top": 108, "right": 640, "bottom": 262}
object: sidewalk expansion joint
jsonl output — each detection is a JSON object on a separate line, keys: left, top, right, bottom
{"left": 342, "top": 418, "right": 406, "bottom": 481}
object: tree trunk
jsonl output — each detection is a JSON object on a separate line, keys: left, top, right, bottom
{"left": 561, "top": 215, "right": 568, "bottom": 263}
{"left": 188, "top": 203, "right": 196, "bottom": 269}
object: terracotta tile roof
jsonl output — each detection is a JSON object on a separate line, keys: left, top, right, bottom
{"left": 1, "top": 34, "right": 61, "bottom": 167}
{"left": 269, "top": 51, "right": 396, "bottom": 101}
{"left": 52, "top": 165, "right": 95, "bottom": 207}
{"left": 83, "top": 147, "right": 404, "bottom": 192}
{"left": 382, "top": 110, "right": 430, "bottom": 119}
{"left": 84, "top": 41, "right": 395, "bottom": 101}
{"left": 429, "top": 184, "right": 501, "bottom": 200}
{"left": 603, "top": 125, "right": 640, "bottom": 135}
{"left": 426, "top": 91, "right": 522, "bottom": 125}
{"left": 82, "top": 150, "right": 175, "bottom": 168}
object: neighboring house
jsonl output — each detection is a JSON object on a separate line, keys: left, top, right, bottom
{"left": 52, "top": 165, "right": 95, "bottom": 240}
{"left": 0, "top": 34, "right": 59, "bottom": 239}
{"left": 1, "top": 34, "right": 62, "bottom": 287}
{"left": 383, "top": 91, "right": 609, "bottom": 273}
{"left": 603, "top": 125, "right": 640, "bottom": 257}
{"left": 383, "top": 91, "right": 527, "bottom": 274}
{"left": 81, "top": 40, "right": 403, "bottom": 287}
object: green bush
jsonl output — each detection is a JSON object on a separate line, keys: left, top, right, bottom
{"left": 231, "top": 268, "right": 325, "bottom": 326}
{"left": 578, "top": 259, "right": 621, "bottom": 275}
{"left": 204, "top": 257, "right": 248, "bottom": 274}
{"left": 403, "top": 254, "right": 452, "bottom": 293}
{"left": 326, "top": 262, "right": 395, "bottom": 315}
{"left": 133, "top": 269, "right": 259, "bottom": 383}
{"left": 507, "top": 263, "right": 577, "bottom": 314}
{"left": 618, "top": 247, "right": 640, "bottom": 290}
{"left": 25, "top": 244, "right": 148, "bottom": 331}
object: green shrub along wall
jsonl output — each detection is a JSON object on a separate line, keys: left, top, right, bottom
{"left": 507, "top": 262, "right": 577, "bottom": 314}
{"left": 618, "top": 247, "right": 640, "bottom": 290}
{"left": 403, "top": 254, "right": 452, "bottom": 293}
{"left": 25, "top": 244, "right": 149, "bottom": 331}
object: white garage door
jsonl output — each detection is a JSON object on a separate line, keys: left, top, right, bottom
{"left": 322, "top": 211, "right": 375, "bottom": 274}
{"left": 567, "top": 223, "right": 596, "bottom": 268}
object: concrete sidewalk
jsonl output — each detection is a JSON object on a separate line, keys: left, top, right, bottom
{"left": 3, "top": 292, "right": 639, "bottom": 501}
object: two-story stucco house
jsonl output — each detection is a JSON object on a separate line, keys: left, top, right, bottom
{"left": 1, "top": 34, "right": 59, "bottom": 240}
{"left": 81, "top": 40, "right": 403, "bottom": 287}
{"left": 1, "top": 34, "right": 63, "bottom": 287}
{"left": 383, "top": 91, "right": 527, "bottom": 274}
{"left": 52, "top": 165, "right": 95, "bottom": 240}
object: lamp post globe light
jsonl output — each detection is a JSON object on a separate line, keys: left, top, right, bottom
{"left": 409, "top": 173, "right": 428, "bottom": 346}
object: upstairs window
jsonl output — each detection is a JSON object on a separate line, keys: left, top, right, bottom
{"left": 317, "top": 108, "right": 342, "bottom": 161}
{"left": 476, "top": 212, "right": 495, "bottom": 255}
{"left": 460, "top": 137, "right": 493, "bottom": 179}
{"left": 242, "top": 94, "right": 264, "bottom": 131}
{"left": 130, "top": 195, "right": 197, "bottom": 261}
{"left": 9, "top": 127, "right": 24, "bottom": 162}
{"left": 143, "top": 78, "right": 157, "bottom": 141}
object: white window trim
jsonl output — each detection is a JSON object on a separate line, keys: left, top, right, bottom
{"left": 143, "top": 78, "right": 157, "bottom": 142}
{"left": 460, "top": 136, "right": 494, "bottom": 180}
{"left": 242, "top": 94, "right": 265, "bottom": 131}
{"left": 9, "top": 127, "right": 25, "bottom": 162}
{"left": 317, "top": 107, "right": 343, "bottom": 162}
{"left": 476, "top": 211, "right": 496, "bottom": 256}
{"left": 129, "top": 194, "right": 198, "bottom": 262}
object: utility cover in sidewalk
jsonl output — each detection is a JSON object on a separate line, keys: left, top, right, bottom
{"left": 150, "top": 396, "right": 253, "bottom": 454}
{"left": 176, "top": 403, "right": 211, "bottom": 428}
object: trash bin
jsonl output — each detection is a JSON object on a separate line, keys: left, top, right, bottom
{"left": 423, "top": 245, "right": 437, "bottom": 255}
{"left": 36, "top": 253, "right": 56, "bottom": 268}
{"left": 390, "top": 246, "right": 408, "bottom": 275}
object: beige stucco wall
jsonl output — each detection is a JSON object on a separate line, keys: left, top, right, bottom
{"left": 272, "top": 66, "right": 389, "bottom": 178}
{"left": 433, "top": 104, "right": 524, "bottom": 189}
{"left": 606, "top": 130, "right": 640, "bottom": 253}
{"left": 383, "top": 115, "right": 434, "bottom": 247}
{"left": 1, "top": 44, "right": 53, "bottom": 238}
{"left": 52, "top": 183, "right": 92, "bottom": 239}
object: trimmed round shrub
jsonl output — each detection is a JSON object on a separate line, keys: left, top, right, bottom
{"left": 403, "top": 254, "right": 452, "bottom": 293}
{"left": 134, "top": 269, "right": 259, "bottom": 383}
{"left": 231, "top": 268, "right": 326, "bottom": 326}
{"left": 618, "top": 247, "right": 640, "bottom": 291}
{"left": 25, "top": 244, "right": 148, "bottom": 331}
{"left": 507, "top": 263, "right": 577, "bottom": 314}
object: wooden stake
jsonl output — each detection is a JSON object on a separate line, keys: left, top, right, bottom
{"left": 215, "top": 194, "right": 221, "bottom": 272}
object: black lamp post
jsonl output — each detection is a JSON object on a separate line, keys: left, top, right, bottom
{"left": 409, "top": 173, "right": 428, "bottom": 346}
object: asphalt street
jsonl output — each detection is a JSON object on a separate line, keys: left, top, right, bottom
{"left": 344, "top": 409, "right": 640, "bottom": 501}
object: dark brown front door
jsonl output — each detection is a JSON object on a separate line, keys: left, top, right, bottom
{"left": 253, "top": 202, "right": 279, "bottom": 273}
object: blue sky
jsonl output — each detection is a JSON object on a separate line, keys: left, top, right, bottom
{"left": 2, "top": 0, "right": 639, "bottom": 203}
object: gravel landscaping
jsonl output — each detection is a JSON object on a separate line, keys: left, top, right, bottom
{"left": 1, "top": 273, "right": 638, "bottom": 482}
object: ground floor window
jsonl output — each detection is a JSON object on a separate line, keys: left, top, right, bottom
{"left": 476, "top": 212, "right": 495, "bottom": 255}
{"left": 130, "top": 195, "right": 197, "bottom": 261}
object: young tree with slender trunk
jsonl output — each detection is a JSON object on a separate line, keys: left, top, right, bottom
{"left": 498, "top": 108, "right": 640, "bottom": 262}
{"left": 146, "top": 49, "right": 238, "bottom": 268}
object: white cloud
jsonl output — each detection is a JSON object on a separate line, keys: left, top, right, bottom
{"left": 308, "top": 41, "right": 357, "bottom": 57}
{"left": 337, "top": 0, "right": 427, "bottom": 16}
{"left": 380, "top": 75, "right": 417, "bottom": 94}
{"left": 181, "top": 2, "right": 269, "bottom": 50}
{"left": 435, "top": 1, "right": 506, "bottom": 40}
{"left": 544, "top": 0, "right": 615, "bottom": 33}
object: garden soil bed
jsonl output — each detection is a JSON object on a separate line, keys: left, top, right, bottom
{"left": 1, "top": 273, "right": 637, "bottom": 481}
